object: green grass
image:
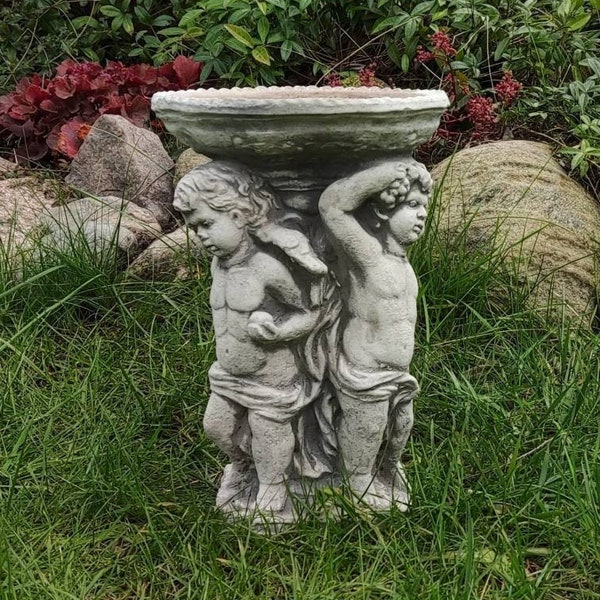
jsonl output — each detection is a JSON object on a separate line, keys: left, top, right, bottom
{"left": 0, "top": 202, "right": 599, "bottom": 599}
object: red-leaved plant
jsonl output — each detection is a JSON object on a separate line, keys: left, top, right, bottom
{"left": 416, "top": 31, "right": 523, "bottom": 147}
{"left": 0, "top": 56, "right": 202, "bottom": 162}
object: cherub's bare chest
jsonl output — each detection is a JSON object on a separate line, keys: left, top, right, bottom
{"left": 355, "top": 257, "right": 417, "bottom": 299}
{"left": 210, "top": 264, "right": 266, "bottom": 312}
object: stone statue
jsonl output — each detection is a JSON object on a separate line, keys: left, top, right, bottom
{"left": 153, "top": 84, "right": 447, "bottom": 523}
{"left": 173, "top": 157, "right": 431, "bottom": 519}
{"left": 173, "top": 161, "right": 337, "bottom": 517}
{"left": 319, "top": 160, "right": 431, "bottom": 511}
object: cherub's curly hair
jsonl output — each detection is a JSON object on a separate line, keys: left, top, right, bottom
{"left": 174, "top": 161, "right": 277, "bottom": 230}
{"left": 174, "top": 160, "right": 328, "bottom": 276}
{"left": 374, "top": 159, "right": 432, "bottom": 212}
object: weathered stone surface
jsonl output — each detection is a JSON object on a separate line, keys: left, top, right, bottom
{"left": 0, "top": 158, "right": 22, "bottom": 176}
{"left": 432, "top": 140, "right": 600, "bottom": 320}
{"left": 0, "top": 175, "right": 59, "bottom": 252}
{"left": 40, "top": 196, "right": 162, "bottom": 258}
{"left": 153, "top": 86, "right": 449, "bottom": 524}
{"left": 66, "top": 115, "right": 175, "bottom": 229}
{"left": 173, "top": 149, "right": 212, "bottom": 186}
{"left": 126, "top": 226, "right": 204, "bottom": 280}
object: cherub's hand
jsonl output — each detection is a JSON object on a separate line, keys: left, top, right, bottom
{"left": 379, "top": 180, "right": 403, "bottom": 209}
{"left": 247, "top": 311, "right": 280, "bottom": 342}
{"left": 355, "top": 161, "right": 409, "bottom": 205}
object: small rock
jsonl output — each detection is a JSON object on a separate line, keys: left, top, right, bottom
{"left": 40, "top": 196, "right": 162, "bottom": 260}
{"left": 432, "top": 140, "right": 600, "bottom": 322}
{"left": 0, "top": 175, "right": 59, "bottom": 253}
{"left": 127, "top": 226, "right": 205, "bottom": 280}
{"left": 174, "top": 149, "right": 212, "bottom": 186}
{"left": 0, "top": 158, "right": 22, "bottom": 177}
{"left": 66, "top": 115, "right": 175, "bottom": 229}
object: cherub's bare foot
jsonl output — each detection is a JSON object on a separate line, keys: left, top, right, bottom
{"left": 254, "top": 483, "right": 288, "bottom": 513}
{"left": 376, "top": 463, "right": 411, "bottom": 512}
{"left": 216, "top": 463, "right": 251, "bottom": 510}
{"left": 349, "top": 474, "right": 392, "bottom": 512}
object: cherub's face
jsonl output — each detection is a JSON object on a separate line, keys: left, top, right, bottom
{"left": 388, "top": 186, "right": 429, "bottom": 245}
{"left": 182, "top": 199, "right": 246, "bottom": 258}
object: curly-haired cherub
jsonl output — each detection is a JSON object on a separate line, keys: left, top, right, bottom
{"left": 319, "top": 160, "right": 432, "bottom": 510}
{"left": 174, "top": 161, "right": 328, "bottom": 515}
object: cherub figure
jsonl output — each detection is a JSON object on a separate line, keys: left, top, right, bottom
{"left": 174, "top": 161, "right": 327, "bottom": 515}
{"left": 319, "top": 160, "right": 431, "bottom": 510}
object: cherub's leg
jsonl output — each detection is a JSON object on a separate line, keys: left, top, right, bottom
{"left": 336, "top": 391, "right": 390, "bottom": 510}
{"left": 203, "top": 392, "right": 250, "bottom": 507}
{"left": 378, "top": 398, "right": 414, "bottom": 511}
{"left": 247, "top": 411, "right": 294, "bottom": 512}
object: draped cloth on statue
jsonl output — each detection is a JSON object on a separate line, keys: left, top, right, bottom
{"left": 329, "top": 349, "right": 420, "bottom": 409}
{"left": 209, "top": 363, "right": 308, "bottom": 424}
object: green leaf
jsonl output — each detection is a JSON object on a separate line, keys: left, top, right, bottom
{"left": 290, "top": 40, "right": 305, "bottom": 57}
{"left": 111, "top": 14, "right": 124, "bottom": 32}
{"left": 134, "top": 6, "right": 151, "bottom": 23}
{"left": 100, "top": 6, "right": 122, "bottom": 17}
{"left": 122, "top": 13, "right": 134, "bottom": 34}
{"left": 82, "top": 48, "right": 100, "bottom": 61}
{"left": 179, "top": 9, "right": 203, "bottom": 28}
{"left": 199, "top": 62, "right": 213, "bottom": 84}
{"left": 568, "top": 12, "right": 591, "bottom": 30}
{"left": 266, "top": 0, "right": 287, "bottom": 8}
{"left": 267, "top": 31, "right": 285, "bottom": 43}
{"left": 224, "top": 37, "right": 251, "bottom": 53}
{"left": 280, "top": 39, "right": 293, "bottom": 61}
{"left": 257, "top": 2, "right": 268, "bottom": 15}
{"left": 371, "top": 14, "right": 408, "bottom": 35}
{"left": 152, "top": 15, "right": 174, "bottom": 26}
{"left": 494, "top": 38, "right": 510, "bottom": 61}
{"left": 224, "top": 24, "right": 255, "bottom": 48}
{"left": 71, "top": 16, "right": 100, "bottom": 29}
{"left": 401, "top": 53, "right": 410, "bottom": 73}
{"left": 252, "top": 45, "right": 272, "bottom": 65}
{"left": 431, "top": 9, "right": 448, "bottom": 21}
{"left": 387, "top": 42, "right": 403, "bottom": 68}
{"left": 158, "top": 27, "right": 186, "bottom": 37}
{"left": 404, "top": 18, "right": 417, "bottom": 43}
{"left": 185, "top": 26, "right": 204, "bottom": 38}
{"left": 299, "top": 0, "right": 312, "bottom": 10}
{"left": 591, "top": 0, "right": 600, "bottom": 9}
{"left": 412, "top": 1, "right": 434, "bottom": 15}
{"left": 229, "top": 8, "right": 251, "bottom": 23}
{"left": 557, "top": 0, "right": 572, "bottom": 18}
{"left": 257, "top": 17, "right": 269, "bottom": 42}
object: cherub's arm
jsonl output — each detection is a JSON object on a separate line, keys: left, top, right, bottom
{"left": 248, "top": 258, "right": 319, "bottom": 343}
{"left": 319, "top": 162, "right": 405, "bottom": 266}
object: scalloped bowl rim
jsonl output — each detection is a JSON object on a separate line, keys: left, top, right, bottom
{"left": 152, "top": 86, "right": 450, "bottom": 115}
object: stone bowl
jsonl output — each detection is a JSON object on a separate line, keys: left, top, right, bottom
{"left": 152, "top": 86, "right": 449, "bottom": 211}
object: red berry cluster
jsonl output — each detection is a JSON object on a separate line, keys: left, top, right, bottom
{"left": 430, "top": 31, "right": 457, "bottom": 57}
{"left": 358, "top": 63, "right": 377, "bottom": 87}
{"left": 416, "top": 30, "right": 457, "bottom": 66}
{"left": 416, "top": 47, "right": 435, "bottom": 63}
{"left": 467, "top": 96, "right": 497, "bottom": 130}
{"left": 495, "top": 70, "right": 523, "bottom": 106}
{"left": 324, "top": 72, "right": 342, "bottom": 87}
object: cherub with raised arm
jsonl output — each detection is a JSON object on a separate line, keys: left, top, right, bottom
{"left": 174, "top": 161, "right": 328, "bottom": 515}
{"left": 319, "top": 160, "right": 431, "bottom": 510}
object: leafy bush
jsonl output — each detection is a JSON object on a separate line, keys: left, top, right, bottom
{"left": 0, "top": 56, "right": 202, "bottom": 162}
{"left": 0, "top": 0, "right": 188, "bottom": 93}
{"left": 0, "top": 0, "right": 598, "bottom": 192}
